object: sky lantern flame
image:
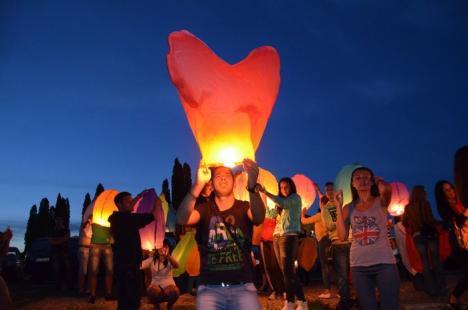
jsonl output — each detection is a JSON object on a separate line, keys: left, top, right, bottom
{"left": 388, "top": 182, "right": 409, "bottom": 216}
{"left": 91, "top": 190, "right": 119, "bottom": 228}
{"left": 291, "top": 174, "right": 316, "bottom": 210}
{"left": 167, "top": 30, "right": 281, "bottom": 166}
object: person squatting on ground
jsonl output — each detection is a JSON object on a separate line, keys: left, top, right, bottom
{"left": 141, "top": 239, "right": 180, "bottom": 310}
{"left": 0, "top": 227, "right": 13, "bottom": 310}
{"left": 335, "top": 167, "right": 400, "bottom": 310}
{"left": 261, "top": 177, "right": 308, "bottom": 310}
{"left": 402, "top": 185, "right": 447, "bottom": 296}
{"left": 176, "top": 158, "right": 265, "bottom": 310}
{"left": 109, "top": 191, "right": 160, "bottom": 310}
{"left": 301, "top": 182, "right": 334, "bottom": 300}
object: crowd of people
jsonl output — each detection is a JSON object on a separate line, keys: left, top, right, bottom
{"left": 1, "top": 146, "right": 467, "bottom": 310}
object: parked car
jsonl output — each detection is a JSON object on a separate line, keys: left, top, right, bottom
{"left": 1, "top": 247, "right": 21, "bottom": 283}
{"left": 24, "top": 237, "right": 52, "bottom": 283}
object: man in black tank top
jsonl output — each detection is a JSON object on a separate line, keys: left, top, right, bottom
{"left": 176, "top": 159, "right": 265, "bottom": 310}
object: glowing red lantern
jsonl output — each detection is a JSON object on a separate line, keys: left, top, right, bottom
{"left": 167, "top": 30, "right": 280, "bottom": 167}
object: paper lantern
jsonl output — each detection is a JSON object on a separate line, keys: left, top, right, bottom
{"left": 233, "top": 168, "right": 278, "bottom": 245}
{"left": 167, "top": 30, "right": 280, "bottom": 167}
{"left": 91, "top": 190, "right": 119, "bottom": 227}
{"left": 134, "top": 189, "right": 165, "bottom": 250}
{"left": 172, "top": 231, "right": 197, "bottom": 277}
{"left": 334, "top": 164, "right": 362, "bottom": 207}
{"left": 388, "top": 182, "right": 409, "bottom": 216}
{"left": 185, "top": 243, "right": 200, "bottom": 277}
{"left": 291, "top": 174, "right": 316, "bottom": 210}
{"left": 297, "top": 236, "right": 317, "bottom": 271}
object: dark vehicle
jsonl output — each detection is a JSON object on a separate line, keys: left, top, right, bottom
{"left": 24, "top": 237, "right": 52, "bottom": 283}
{"left": 1, "top": 247, "right": 21, "bottom": 283}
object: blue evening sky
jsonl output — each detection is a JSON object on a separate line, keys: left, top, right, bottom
{"left": 1, "top": 0, "right": 467, "bottom": 222}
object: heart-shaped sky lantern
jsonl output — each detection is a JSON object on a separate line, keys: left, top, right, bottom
{"left": 388, "top": 182, "right": 409, "bottom": 216}
{"left": 334, "top": 164, "right": 362, "bottom": 207}
{"left": 291, "top": 174, "right": 316, "bottom": 210}
{"left": 167, "top": 30, "right": 281, "bottom": 167}
{"left": 91, "top": 189, "right": 119, "bottom": 227}
{"left": 134, "top": 188, "right": 165, "bottom": 250}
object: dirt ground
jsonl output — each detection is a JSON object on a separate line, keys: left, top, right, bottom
{"left": 9, "top": 273, "right": 467, "bottom": 310}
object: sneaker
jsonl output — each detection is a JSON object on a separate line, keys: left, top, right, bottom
{"left": 318, "top": 291, "right": 331, "bottom": 299}
{"left": 296, "top": 300, "right": 308, "bottom": 310}
{"left": 281, "top": 301, "right": 295, "bottom": 310}
{"left": 88, "top": 295, "right": 96, "bottom": 304}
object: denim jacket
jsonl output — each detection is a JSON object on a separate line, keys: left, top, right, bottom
{"left": 272, "top": 193, "right": 302, "bottom": 236}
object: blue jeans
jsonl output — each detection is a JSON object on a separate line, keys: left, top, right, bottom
{"left": 413, "top": 234, "right": 447, "bottom": 296}
{"left": 196, "top": 283, "right": 261, "bottom": 310}
{"left": 332, "top": 243, "right": 350, "bottom": 303}
{"left": 318, "top": 236, "right": 332, "bottom": 289}
{"left": 273, "top": 235, "right": 306, "bottom": 303}
{"left": 351, "top": 264, "right": 399, "bottom": 310}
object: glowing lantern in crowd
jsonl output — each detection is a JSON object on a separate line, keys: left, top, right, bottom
{"left": 167, "top": 30, "right": 280, "bottom": 167}
{"left": 91, "top": 190, "right": 119, "bottom": 227}
{"left": 388, "top": 182, "right": 409, "bottom": 216}
{"left": 134, "top": 189, "right": 165, "bottom": 250}
{"left": 334, "top": 164, "right": 362, "bottom": 207}
{"left": 233, "top": 168, "right": 278, "bottom": 245}
{"left": 173, "top": 231, "right": 197, "bottom": 277}
{"left": 185, "top": 243, "right": 200, "bottom": 277}
{"left": 291, "top": 174, "right": 316, "bottom": 210}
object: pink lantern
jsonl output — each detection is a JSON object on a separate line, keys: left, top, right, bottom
{"left": 291, "top": 174, "right": 316, "bottom": 210}
{"left": 388, "top": 182, "right": 409, "bottom": 216}
{"left": 134, "top": 189, "right": 165, "bottom": 250}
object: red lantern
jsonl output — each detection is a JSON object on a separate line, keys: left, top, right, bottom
{"left": 388, "top": 182, "right": 409, "bottom": 216}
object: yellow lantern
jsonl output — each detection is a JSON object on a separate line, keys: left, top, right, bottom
{"left": 233, "top": 168, "right": 278, "bottom": 245}
{"left": 91, "top": 189, "right": 119, "bottom": 227}
{"left": 167, "top": 30, "right": 281, "bottom": 167}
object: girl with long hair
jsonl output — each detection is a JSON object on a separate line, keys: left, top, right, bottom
{"left": 335, "top": 167, "right": 399, "bottom": 310}
{"left": 141, "top": 240, "right": 180, "bottom": 310}
{"left": 261, "top": 177, "right": 307, "bottom": 310}
{"left": 402, "top": 186, "right": 447, "bottom": 296}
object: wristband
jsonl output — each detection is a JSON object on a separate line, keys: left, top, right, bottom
{"left": 246, "top": 183, "right": 260, "bottom": 194}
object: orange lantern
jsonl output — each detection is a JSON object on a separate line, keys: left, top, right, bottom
{"left": 91, "top": 189, "right": 119, "bottom": 227}
{"left": 388, "top": 182, "right": 409, "bottom": 216}
{"left": 167, "top": 30, "right": 281, "bottom": 167}
{"left": 291, "top": 174, "right": 316, "bottom": 210}
{"left": 233, "top": 168, "right": 278, "bottom": 245}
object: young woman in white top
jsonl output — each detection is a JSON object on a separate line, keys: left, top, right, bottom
{"left": 141, "top": 240, "right": 180, "bottom": 310}
{"left": 335, "top": 167, "right": 399, "bottom": 310}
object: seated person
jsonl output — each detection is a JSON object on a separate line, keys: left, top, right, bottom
{"left": 141, "top": 240, "right": 180, "bottom": 310}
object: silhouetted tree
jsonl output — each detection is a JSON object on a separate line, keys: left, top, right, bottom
{"left": 24, "top": 205, "right": 38, "bottom": 252}
{"left": 161, "top": 179, "right": 171, "bottom": 205}
{"left": 93, "top": 183, "right": 104, "bottom": 200}
{"left": 171, "top": 158, "right": 185, "bottom": 210}
{"left": 183, "top": 162, "right": 192, "bottom": 196}
{"left": 82, "top": 193, "right": 92, "bottom": 217}
{"left": 37, "top": 198, "right": 52, "bottom": 238}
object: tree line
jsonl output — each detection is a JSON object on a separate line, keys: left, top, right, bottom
{"left": 24, "top": 158, "right": 192, "bottom": 252}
